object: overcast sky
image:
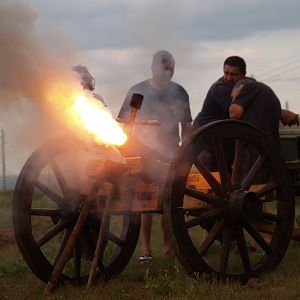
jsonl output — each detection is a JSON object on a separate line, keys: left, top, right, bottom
{"left": 1, "top": 0, "right": 300, "bottom": 175}
{"left": 24, "top": 0, "right": 300, "bottom": 114}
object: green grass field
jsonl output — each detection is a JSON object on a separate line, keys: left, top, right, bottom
{"left": 1, "top": 190, "right": 300, "bottom": 300}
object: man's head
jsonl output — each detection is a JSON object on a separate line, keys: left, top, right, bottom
{"left": 231, "top": 79, "right": 254, "bottom": 99}
{"left": 151, "top": 50, "right": 175, "bottom": 86}
{"left": 223, "top": 56, "right": 246, "bottom": 87}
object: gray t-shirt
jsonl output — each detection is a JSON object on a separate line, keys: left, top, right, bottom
{"left": 118, "top": 79, "right": 192, "bottom": 159}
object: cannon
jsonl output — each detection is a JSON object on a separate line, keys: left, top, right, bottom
{"left": 12, "top": 96, "right": 297, "bottom": 293}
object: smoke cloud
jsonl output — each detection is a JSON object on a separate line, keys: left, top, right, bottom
{"left": 0, "top": 0, "right": 81, "bottom": 175}
{"left": 0, "top": 0, "right": 78, "bottom": 103}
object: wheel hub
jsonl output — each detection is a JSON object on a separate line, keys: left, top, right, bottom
{"left": 226, "top": 189, "right": 262, "bottom": 221}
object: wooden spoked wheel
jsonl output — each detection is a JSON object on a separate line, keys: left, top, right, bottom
{"left": 164, "top": 120, "right": 295, "bottom": 282}
{"left": 12, "top": 135, "right": 140, "bottom": 284}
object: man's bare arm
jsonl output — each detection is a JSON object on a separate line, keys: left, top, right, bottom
{"left": 229, "top": 103, "right": 244, "bottom": 120}
{"left": 281, "top": 109, "right": 299, "bottom": 126}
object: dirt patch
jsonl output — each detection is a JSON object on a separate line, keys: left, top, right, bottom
{"left": 0, "top": 226, "right": 16, "bottom": 247}
{"left": 246, "top": 277, "right": 272, "bottom": 289}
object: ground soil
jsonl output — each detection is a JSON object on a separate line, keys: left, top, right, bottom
{"left": 0, "top": 226, "right": 15, "bottom": 247}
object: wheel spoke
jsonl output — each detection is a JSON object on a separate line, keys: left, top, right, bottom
{"left": 36, "top": 180, "right": 65, "bottom": 208}
{"left": 255, "top": 182, "right": 278, "bottom": 198}
{"left": 231, "top": 140, "right": 243, "bottom": 186}
{"left": 73, "top": 240, "right": 82, "bottom": 281}
{"left": 235, "top": 226, "right": 251, "bottom": 272}
{"left": 185, "top": 188, "right": 220, "bottom": 207}
{"left": 98, "top": 258, "right": 105, "bottom": 271}
{"left": 37, "top": 219, "right": 69, "bottom": 247}
{"left": 185, "top": 208, "right": 221, "bottom": 229}
{"left": 31, "top": 208, "right": 62, "bottom": 217}
{"left": 212, "top": 140, "right": 231, "bottom": 189}
{"left": 50, "top": 157, "right": 69, "bottom": 195}
{"left": 219, "top": 226, "right": 233, "bottom": 273}
{"left": 194, "top": 160, "right": 222, "bottom": 196}
{"left": 244, "top": 220, "right": 272, "bottom": 254}
{"left": 261, "top": 211, "right": 282, "bottom": 222}
{"left": 198, "top": 219, "right": 224, "bottom": 257}
{"left": 107, "top": 232, "right": 124, "bottom": 247}
{"left": 53, "top": 228, "right": 72, "bottom": 266}
{"left": 241, "top": 155, "right": 266, "bottom": 190}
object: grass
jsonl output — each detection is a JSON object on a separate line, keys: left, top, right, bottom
{"left": 1, "top": 190, "right": 300, "bottom": 299}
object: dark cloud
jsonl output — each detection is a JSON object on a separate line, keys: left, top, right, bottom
{"left": 27, "top": 1, "right": 132, "bottom": 49}
{"left": 186, "top": 1, "right": 300, "bottom": 41}
{"left": 27, "top": 0, "right": 300, "bottom": 48}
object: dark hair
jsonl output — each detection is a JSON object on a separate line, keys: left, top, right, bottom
{"left": 152, "top": 50, "right": 175, "bottom": 66}
{"left": 224, "top": 56, "right": 246, "bottom": 75}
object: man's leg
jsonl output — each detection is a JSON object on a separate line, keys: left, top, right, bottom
{"left": 160, "top": 213, "right": 174, "bottom": 257}
{"left": 140, "top": 213, "right": 152, "bottom": 257}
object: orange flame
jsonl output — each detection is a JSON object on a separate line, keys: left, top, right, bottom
{"left": 46, "top": 84, "right": 127, "bottom": 146}
{"left": 70, "top": 94, "right": 127, "bottom": 146}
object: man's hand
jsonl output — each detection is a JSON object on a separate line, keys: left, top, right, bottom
{"left": 281, "top": 109, "right": 299, "bottom": 126}
{"left": 229, "top": 103, "right": 244, "bottom": 120}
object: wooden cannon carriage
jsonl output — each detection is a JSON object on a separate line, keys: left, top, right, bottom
{"left": 12, "top": 97, "right": 297, "bottom": 293}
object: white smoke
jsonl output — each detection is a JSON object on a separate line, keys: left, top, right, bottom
{"left": 0, "top": 0, "right": 80, "bottom": 176}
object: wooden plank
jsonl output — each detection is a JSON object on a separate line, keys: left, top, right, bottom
{"left": 85, "top": 159, "right": 127, "bottom": 177}
{"left": 186, "top": 172, "right": 220, "bottom": 190}
{"left": 181, "top": 195, "right": 211, "bottom": 210}
{"left": 95, "top": 179, "right": 160, "bottom": 213}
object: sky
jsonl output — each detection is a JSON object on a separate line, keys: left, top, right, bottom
{"left": 1, "top": 0, "right": 300, "bottom": 176}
